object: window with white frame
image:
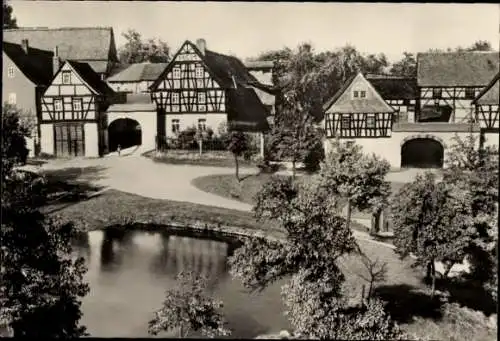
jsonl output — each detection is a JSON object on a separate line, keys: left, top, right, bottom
{"left": 195, "top": 65, "right": 204, "bottom": 78}
{"left": 341, "top": 116, "right": 350, "bottom": 129}
{"left": 8, "top": 93, "right": 16, "bottom": 105}
{"left": 7, "top": 67, "right": 15, "bottom": 78}
{"left": 360, "top": 90, "right": 366, "bottom": 98}
{"left": 171, "top": 119, "right": 180, "bottom": 133}
{"left": 54, "top": 99, "right": 63, "bottom": 111}
{"left": 197, "top": 92, "right": 206, "bottom": 104}
{"left": 432, "top": 88, "right": 442, "bottom": 99}
{"left": 72, "top": 98, "right": 83, "bottom": 111}
{"left": 198, "top": 118, "right": 207, "bottom": 131}
{"left": 172, "top": 67, "right": 181, "bottom": 79}
{"left": 366, "top": 115, "right": 375, "bottom": 128}
{"left": 171, "top": 92, "right": 179, "bottom": 104}
{"left": 353, "top": 91, "right": 359, "bottom": 98}
{"left": 62, "top": 71, "right": 71, "bottom": 84}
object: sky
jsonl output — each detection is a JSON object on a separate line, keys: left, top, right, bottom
{"left": 9, "top": 1, "right": 500, "bottom": 63}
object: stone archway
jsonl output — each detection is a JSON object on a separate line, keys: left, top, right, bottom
{"left": 401, "top": 134, "right": 445, "bottom": 168}
{"left": 108, "top": 118, "right": 142, "bottom": 152}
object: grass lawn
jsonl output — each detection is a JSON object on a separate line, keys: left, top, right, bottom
{"left": 191, "top": 173, "right": 407, "bottom": 222}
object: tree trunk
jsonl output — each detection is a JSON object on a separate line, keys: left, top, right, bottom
{"left": 425, "top": 261, "right": 432, "bottom": 281}
{"left": 199, "top": 139, "right": 203, "bottom": 157}
{"left": 430, "top": 260, "right": 436, "bottom": 299}
{"left": 179, "top": 325, "right": 183, "bottom": 338}
{"left": 234, "top": 154, "right": 240, "bottom": 182}
{"left": 346, "top": 200, "right": 352, "bottom": 231}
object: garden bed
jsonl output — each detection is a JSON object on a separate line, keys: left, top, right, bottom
{"left": 143, "top": 149, "right": 260, "bottom": 168}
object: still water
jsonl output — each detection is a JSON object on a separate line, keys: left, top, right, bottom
{"left": 72, "top": 228, "right": 290, "bottom": 338}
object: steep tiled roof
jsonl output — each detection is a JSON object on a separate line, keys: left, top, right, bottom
{"left": 107, "top": 62, "right": 168, "bottom": 82}
{"left": 3, "top": 27, "right": 118, "bottom": 73}
{"left": 366, "top": 76, "right": 418, "bottom": 100}
{"left": 417, "top": 51, "right": 499, "bottom": 87}
{"left": 473, "top": 72, "right": 499, "bottom": 106}
{"left": 67, "top": 60, "right": 115, "bottom": 96}
{"left": 227, "top": 87, "right": 270, "bottom": 132}
{"left": 323, "top": 73, "right": 395, "bottom": 114}
{"left": 3, "top": 41, "right": 54, "bottom": 85}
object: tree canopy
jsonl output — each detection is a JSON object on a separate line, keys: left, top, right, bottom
{"left": 118, "top": 29, "right": 171, "bottom": 64}
{"left": 3, "top": 1, "right": 18, "bottom": 29}
{"left": 1, "top": 105, "right": 89, "bottom": 337}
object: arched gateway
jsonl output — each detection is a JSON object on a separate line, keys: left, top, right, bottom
{"left": 401, "top": 135, "right": 445, "bottom": 168}
{"left": 107, "top": 118, "right": 142, "bottom": 152}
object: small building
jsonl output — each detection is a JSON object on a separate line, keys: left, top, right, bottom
{"left": 3, "top": 27, "right": 119, "bottom": 79}
{"left": 40, "top": 56, "right": 116, "bottom": 157}
{"left": 2, "top": 40, "right": 54, "bottom": 157}
{"left": 106, "top": 62, "right": 168, "bottom": 94}
{"left": 366, "top": 74, "right": 418, "bottom": 123}
{"left": 149, "top": 39, "right": 273, "bottom": 145}
{"left": 417, "top": 51, "right": 499, "bottom": 123}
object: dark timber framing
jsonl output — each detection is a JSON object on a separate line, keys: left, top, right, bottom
{"left": 325, "top": 112, "right": 393, "bottom": 138}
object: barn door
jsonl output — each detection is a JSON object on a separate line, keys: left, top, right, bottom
{"left": 54, "top": 124, "right": 85, "bottom": 157}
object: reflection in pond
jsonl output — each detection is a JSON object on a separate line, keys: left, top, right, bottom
{"left": 72, "top": 227, "right": 290, "bottom": 338}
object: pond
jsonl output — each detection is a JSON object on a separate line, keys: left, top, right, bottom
{"left": 72, "top": 227, "right": 290, "bottom": 338}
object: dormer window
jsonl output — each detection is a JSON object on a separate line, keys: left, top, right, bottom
{"left": 62, "top": 71, "right": 71, "bottom": 84}
{"left": 173, "top": 67, "right": 181, "bottom": 79}
{"left": 195, "top": 65, "right": 204, "bottom": 78}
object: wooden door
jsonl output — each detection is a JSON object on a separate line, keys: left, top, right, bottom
{"left": 54, "top": 124, "right": 85, "bottom": 157}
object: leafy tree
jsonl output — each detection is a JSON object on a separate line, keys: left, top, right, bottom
{"left": 318, "top": 139, "right": 391, "bottom": 232}
{"left": 226, "top": 131, "right": 248, "bottom": 182}
{"left": 390, "top": 172, "right": 476, "bottom": 298}
{"left": 1, "top": 107, "right": 89, "bottom": 337}
{"left": 118, "top": 29, "right": 170, "bottom": 64}
{"left": 459, "top": 40, "right": 493, "bottom": 52}
{"left": 3, "top": 1, "right": 18, "bottom": 29}
{"left": 230, "top": 175, "right": 402, "bottom": 339}
{"left": 389, "top": 52, "right": 417, "bottom": 78}
{"left": 1, "top": 105, "right": 30, "bottom": 174}
{"left": 443, "top": 133, "right": 498, "bottom": 300}
{"left": 148, "top": 271, "right": 230, "bottom": 338}
{"left": 250, "top": 47, "right": 292, "bottom": 63}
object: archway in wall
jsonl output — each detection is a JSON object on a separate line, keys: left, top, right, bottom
{"left": 401, "top": 138, "right": 444, "bottom": 168}
{"left": 108, "top": 118, "right": 142, "bottom": 152}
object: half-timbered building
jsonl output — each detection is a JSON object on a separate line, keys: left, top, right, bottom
{"left": 366, "top": 74, "right": 418, "bottom": 123}
{"left": 150, "top": 39, "right": 273, "bottom": 146}
{"left": 323, "top": 72, "right": 395, "bottom": 141}
{"left": 40, "top": 57, "right": 116, "bottom": 157}
{"left": 473, "top": 72, "right": 499, "bottom": 133}
{"left": 417, "top": 52, "right": 499, "bottom": 123}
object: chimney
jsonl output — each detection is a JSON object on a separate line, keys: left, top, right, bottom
{"left": 21, "top": 39, "right": 29, "bottom": 54}
{"left": 53, "top": 46, "right": 60, "bottom": 75}
{"left": 196, "top": 38, "right": 206, "bottom": 56}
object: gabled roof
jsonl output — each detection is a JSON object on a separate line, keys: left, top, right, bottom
{"left": 323, "top": 72, "right": 395, "bottom": 114}
{"left": 107, "top": 62, "right": 168, "bottom": 82}
{"left": 417, "top": 51, "right": 499, "bottom": 87}
{"left": 150, "top": 40, "right": 274, "bottom": 92}
{"left": 366, "top": 75, "right": 418, "bottom": 100}
{"left": 3, "top": 27, "right": 118, "bottom": 73}
{"left": 226, "top": 87, "right": 270, "bottom": 132}
{"left": 473, "top": 72, "right": 499, "bottom": 106}
{"left": 65, "top": 60, "right": 115, "bottom": 97}
{"left": 3, "top": 41, "right": 54, "bottom": 85}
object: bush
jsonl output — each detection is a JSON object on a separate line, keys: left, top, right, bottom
{"left": 303, "top": 140, "right": 325, "bottom": 173}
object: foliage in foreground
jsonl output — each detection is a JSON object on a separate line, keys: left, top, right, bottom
{"left": 1, "top": 106, "right": 89, "bottom": 337}
{"left": 148, "top": 271, "right": 231, "bottom": 338}
{"left": 226, "top": 131, "right": 249, "bottom": 182}
{"left": 229, "top": 148, "right": 403, "bottom": 339}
